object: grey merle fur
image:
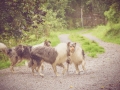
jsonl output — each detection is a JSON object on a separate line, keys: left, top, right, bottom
{"left": 30, "top": 46, "right": 58, "bottom": 64}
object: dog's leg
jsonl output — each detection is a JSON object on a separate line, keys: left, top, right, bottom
{"left": 31, "top": 65, "right": 36, "bottom": 76}
{"left": 67, "top": 63, "right": 69, "bottom": 72}
{"left": 66, "top": 58, "right": 72, "bottom": 73}
{"left": 10, "top": 57, "right": 18, "bottom": 73}
{"left": 52, "top": 63, "right": 59, "bottom": 76}
{"left": 38, "top": 67, "right": 44, "bottom": 77}
{"left": 58, "top": 63, "right": 66, "bottom": 75}
{"left": 74, "top": 64, "right": 80, "bottom": 75}
{"left": 31, "top": 60, "right": 38, "bottom": 76}
{"left": 37, "top": 62, "right": 44, "bottom": 77}
{"left": 10, "top": 66, "right": 14, "bottom": 73}
{"left": 17, "top": 56, "right": 23, "bottom": 63}
{"left": 82, "top": 60, "right": 86, "bottom": 74}
{"left": 41, "top": 61, "right": 44, "bottom": 72}
{"left": 35, "top": 67, "right": 38, "bottom": 72}
{"left": 35, "top": 60, "right": 44, "bottom": 72}
{"left": 17, "top": 59, "right": 22, "bottom": 63}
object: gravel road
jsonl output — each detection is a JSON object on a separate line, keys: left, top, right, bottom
{"left": 0, "top": 33, "right": 120, "bottom": 90}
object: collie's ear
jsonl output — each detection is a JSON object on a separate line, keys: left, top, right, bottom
{"left": 67, "top": 42, "right": 70, "bottom": 47}
{"left": 48, "top": 41, "right": 51, "bottom": 43}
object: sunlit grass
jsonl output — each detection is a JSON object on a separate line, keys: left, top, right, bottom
{"left": 91, "top": 24, "right": 120, "bottom": 44}
{"left": 0, "top": 57, "right": 26, "bottom": 70}
{"left": 0, "top": 60, "right": 10, "bottom": 69}
{"left": 69, "top": 33, "right": 105, "bottom": 57}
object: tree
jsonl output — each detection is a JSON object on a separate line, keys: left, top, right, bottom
{"left": 104, "top": 0, "right": 120, "bottom": 24}
{"left": 0, "top": 0, "right": 46, "bottom": 42}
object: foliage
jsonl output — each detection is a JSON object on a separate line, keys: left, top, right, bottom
{"left": 0, "top": 0, "right": 46, "bottom": 44}
{"left": 20, "top": 8, "right": 67, "bottom": 46}
{"left": 91, "top": 24, "right": 120, "bottom": 44}
{"left": 64, "top": 0, "right": 113, "bottom": 28}
{"left": 89, "top": 0, "right": 120, "bottom": 44}
{"left": 43, "top": 9, "right": 67, "bottom": 31}
{"left": 46, "top": 0, "right": 70, "bottom": 19}
{"left": 104, "top": 2, "right": 120, "bottom": 23}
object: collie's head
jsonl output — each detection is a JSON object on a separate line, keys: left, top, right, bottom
{"left": 67, "top": 42, "right": 76, "bottom": 56}
{"left": 44, "top": 39, "right": 51, "bottom": 47}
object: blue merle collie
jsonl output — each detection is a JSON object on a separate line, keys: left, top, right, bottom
{"left": 0, "top": 40, "right": 51, "bottom": 73}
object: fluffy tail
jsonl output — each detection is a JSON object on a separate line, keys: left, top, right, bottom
{"left": 27, "top": 52, "right": 43, "bottom": 68}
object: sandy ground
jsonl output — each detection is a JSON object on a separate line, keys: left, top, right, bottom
{"left": 0, "top": 33, "right": 120, "bottom": 90}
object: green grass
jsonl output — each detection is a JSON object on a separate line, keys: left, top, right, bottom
{"left": 24, "top": 31, "right": 61, "bottom": 47}
{"left": 0, "top": 58, "right": 25, "bottom": 70}
{"left": 91, "top": 24, "right": 120, "bottom": 44}
{"left": 0, "top": 60, "right": 10, "bottom": 69}
{"left": 69, "top": 33, "right": 105, "bottom": 57}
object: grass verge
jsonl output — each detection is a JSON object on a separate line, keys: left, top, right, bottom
{"left": 69, "top": 33, "right": 105, "bottom": 57}
{"left": 91, "top": 24, "right": 120, "bottom": 44}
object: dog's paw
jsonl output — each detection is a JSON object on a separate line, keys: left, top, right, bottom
{"left": 56, "top": 73, "right": 60, "bottom": 77}
{"left": 75, "top": 71, "right": 80, "bottom": 75}
{"left": 62, "top": 69, "right": 67, "bottom": 75}
{"left": 39, "top": 73, "right": 44, "bottom": 77}
{"left": 33, "top": 73, "right": 38, "bottom": 76}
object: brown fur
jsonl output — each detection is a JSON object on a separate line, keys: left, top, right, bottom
{"left": 31, "top": 46, "right": 58, "bottom": 64}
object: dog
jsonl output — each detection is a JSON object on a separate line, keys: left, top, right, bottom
{"left": 29, "top": 42, "right": 76, "bottom": 76}
{"left": 66, "top": 42, "right": 86, "bottom": 74}
{"left": 28, "top": 39, "right": 51, "bottom": 76}
{"left": 0, "top": 39, "right": 51, "bottom": 73}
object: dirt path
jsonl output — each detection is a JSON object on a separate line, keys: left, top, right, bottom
{"left": 0, "top": 34, "right": 120, "bottom": 90}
